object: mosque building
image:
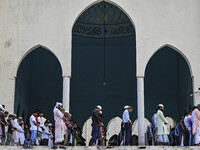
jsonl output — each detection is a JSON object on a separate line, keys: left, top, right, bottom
{"left": 0, "top": 0, "right": 200, "bottom": 145}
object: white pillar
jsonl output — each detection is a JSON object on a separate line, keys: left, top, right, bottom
{"left": 62, "top": 76, "right": 70, "bottom": 112}
{"left": 137, "top": 77, "right": 145, "bottom": 145}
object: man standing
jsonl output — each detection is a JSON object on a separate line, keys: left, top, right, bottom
{"left": 151, "top": 108, "right": 158, "bottom": 145}
{"left": 0, "top": 111, "right": 8, "bottom": 145}
{"left": 192, "top": 104, "right": 200, "bottom": 145}
{"left": 91, "top": 105, "right": 103, "bottom": 146}
{"left": 53, "top": 102, "right": 67, "bottom": 149}
{"left": 178, "top": 117, "right": 187, "bottom": 146}
{"left": 12, "top": 114, "right": 20, "bottom": 146}
{"left": 37, "top": 112, "right": 44, "bottom": 145}
{"left": 184, "top": 110, "right": 192, "bottom": 146}
{"left": 122, "top": 105, "right": 133, "bottom": 146}
{"left": 30, "top": 111, "right": 39, "bottom": 145}
{"left": 157, "top": 104, "right": 169, "bottom": 145}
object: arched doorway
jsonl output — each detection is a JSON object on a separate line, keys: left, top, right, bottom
{"left": 145, "top": 46, "right": 193, "bottom": 121}
{"left": 14, "top": 46, "right": 63, "bottom": 123}
{"left": 71, "top": 1, "right": 137, "bottom": 126}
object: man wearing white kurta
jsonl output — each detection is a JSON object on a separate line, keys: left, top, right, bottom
{"left": 37, "top": 113, "right": 44, "bottom": 145}
{"left": 157, "top": 104, "right": 169, "bottom": 145}
{"left": 11, "top": 114, "right": 20, "bottom": 146}
{"left": 18, "top": 120, "right": 25, "bottom": 145}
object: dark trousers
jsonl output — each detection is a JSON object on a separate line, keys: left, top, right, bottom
{"left": 124, "top": 123, "right": 131, "bottom": 145}
{"left": 92, "top": 124, "right": 99, "bottom": 144}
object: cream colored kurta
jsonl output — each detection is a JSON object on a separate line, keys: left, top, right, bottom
{"left": 157, "top": 110, "right": 169, "bottom": 135}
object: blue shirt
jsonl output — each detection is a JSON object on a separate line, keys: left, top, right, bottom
{"left": 122, "top": 109, "right": 131, "bottom": 123}
{"left": 67, "top": 118, "right": 72, "bottom": 126}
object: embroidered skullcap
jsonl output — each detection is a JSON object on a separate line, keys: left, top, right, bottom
{"left": 60, "top": 108, "right": 65, "bottom": 111}
{"left": 197, "top": 104, "right": 200, "bottom": 107}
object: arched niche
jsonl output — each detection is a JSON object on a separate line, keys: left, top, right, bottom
{"left": 144, "top": 46, "right": 193, "bottom": 121}
{"left": 70, "top": 1, "right": 137, "bottom": 126}
{"left": 14, "top": 46, "right": 63, "bottom": 123}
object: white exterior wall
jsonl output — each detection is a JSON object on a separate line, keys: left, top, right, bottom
{"left": 0, "top": 0, "right": 200, "bottom": 112}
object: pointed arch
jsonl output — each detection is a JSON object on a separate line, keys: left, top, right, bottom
{"left": 71, "top": 0, "right": 137, "bottom": 126}
{"left": 144, "top": 45, "right": 194, "bottom": 121}
{"left": 15, "top": 44, "right": 62, "bottom": 77}
{"left": 14, "top": 46, "right": 63, "bottom": 122}
{"left": 71, "top": 0, "right": 136, "bottom": 33}
{"left": 145, "top": 44, "right": 193, "bottom": 77}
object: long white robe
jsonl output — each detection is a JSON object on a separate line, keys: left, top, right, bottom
{"left": 18, "top": 125, "right": 25, "bottom": 145}
{"left": 11, "top": 119, "right": 20, "bottom": 144}
{"left": 48, "top": 130, "right": 54, "bottom": 146}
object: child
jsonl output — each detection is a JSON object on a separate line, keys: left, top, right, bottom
{"left": 48, "top": 124, "right": 54, "bottom": 146}
{"left": 42, "top": 121, "right": 51, "bottom": 145}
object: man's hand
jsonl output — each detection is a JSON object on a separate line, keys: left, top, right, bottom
{"left": 41, "top": 127, "right": 45, "bottom": 131}
{"left": 99, "top": 122, "right": 103, "bottom": 126}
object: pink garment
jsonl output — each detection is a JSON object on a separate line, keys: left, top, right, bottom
{"left": 192, "top": 108, "right": 200, "bottom": 135}
{"left": 54, "top": 108, "right": 67, "bottom": 143}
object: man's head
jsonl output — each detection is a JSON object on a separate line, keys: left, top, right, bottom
{"left": 49, "top": 123, "right": 53, "bottom": 130}
{"left": 3, "top": 111, "right": 9, "bottom": 117}
{"left": 96, "top": 105, "right": 102, "bottom": 112}
{"left": 20, "top": 121, "right": 24, "bottom": 125}
{"left": 13, "top": 114, "right": 17, "bottom": 119}
{"left": 56, "top": 102, "right": 63, "bottom": 109}
{"left": 67, "top": 113, "right": 72, "bottom": 119}
{"left": 127, "top": 106, "right": 133, "bottom": 112}
{"left": 18, "top": 117, "right": 23, "bottom": 122}
{"left": 64, "top": 111, "right": 69, "bottom": 117}
{"left": 124, "top": 105, "right": 129, "bottom": 110}
{"left": 158, "top": 104, "right": 164, "bottom": 111}
{"left": 39, "top": 112, "right": 43, "bottom": 117}
{"left": 32, "top": 111, "right": 38, "bottom": 117}
{"left": 8, "top": 114, "right": 13, "bottom": 120}
{"left": 60, "top": 108, "right": 65, "bottom": 113}
{"left": 44, "top": 120, "right": 49, "bottom": 127}
{"left": 0, "top": 104, "right": 5, "bottom": 111}
{"left": 189, "top": 110, "right": 192, "bottom": 115}
{"left": 197, "top": 104, "right": 200, "bottom": 111}
{"left": 180, "top": 116, "right": 184, "bottom": 122}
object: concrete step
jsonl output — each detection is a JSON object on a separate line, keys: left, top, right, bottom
{"left": 0, "top": 146, "right": 199, "bottom": 150}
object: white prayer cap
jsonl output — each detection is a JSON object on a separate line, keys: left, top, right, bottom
{"left": 18, "top": 117, "right": 23, "bottom": 120}
{"left": 124, "top": 105, "right": 129, "bottom": 109}
{"left": 158, "top": 104, "right": 164, "bottom": 107}
{"left": 99, "top": 111, "right": 102, "bottom": 114}
{"left": 65, "top": 111, "right": 69, "bottom": 113}
{"left": 48, "top": 123, "right": 52, "bottom": 126}
{"left": 56, "top": 102, "right": 63, "bottom": 107}
{"left": 0, "top": 104, "right": 4, "bottom": 111}
{"left": 97, "top": 105, "right": 102, "bottom": 110}
{"left": 13, "top": 114, "right": 17, "bottom": 117}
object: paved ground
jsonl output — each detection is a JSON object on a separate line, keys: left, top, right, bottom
{"left": 0, "top": 146, "right": 200, "bottom": 150}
